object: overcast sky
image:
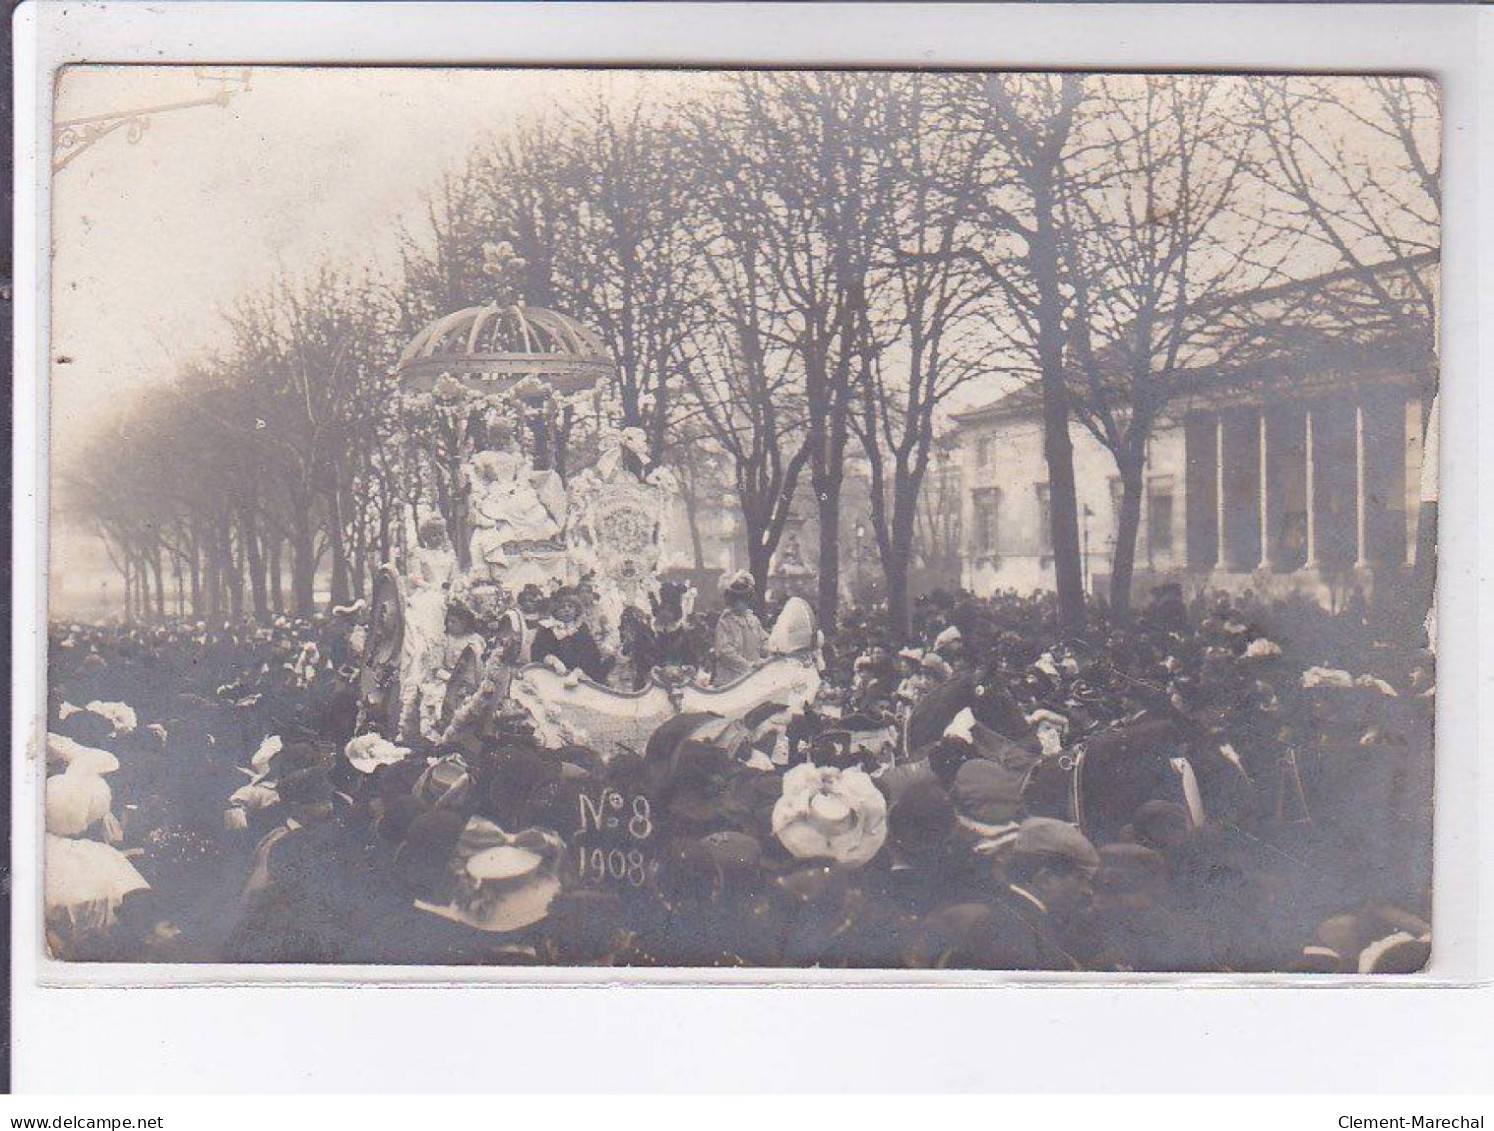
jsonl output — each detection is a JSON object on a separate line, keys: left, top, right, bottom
{"left": 49, "top": 67, "right": 680, "bottom": 612}
{"left": 49, "top": 66, "right": 678, "bottom": 469}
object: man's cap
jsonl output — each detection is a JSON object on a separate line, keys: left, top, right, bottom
{"left": 1010, "top": 817, "right": 1100, "bottom": 874}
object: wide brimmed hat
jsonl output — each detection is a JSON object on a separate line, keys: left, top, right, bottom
{"left": 414, "top": 817, "right": 564, "bottom": 934}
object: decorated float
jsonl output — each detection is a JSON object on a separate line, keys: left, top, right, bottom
{"left": 358, "top": 302, "right": 821, "bottom": 759}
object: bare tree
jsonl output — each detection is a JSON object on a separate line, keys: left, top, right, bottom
{"left": 1059, "top": 74, "right": 1280, "bottom": 615}
{"left": 675, "top": 160, "right": 813, "bottom": 595}
{"left": 1252, "top": 76, "right": 1438, "bottom": 360}
{"left": 709, "top": 72, "right": 897, "bottom": 631}
{"left": 854, "top": 74, "right": 995, "bottom": 639}
{"left": 957, "top": 73, "right": 1091, "bottom": 638}
{"left": 554, "top": 97, "right": 701, "bottom": 466}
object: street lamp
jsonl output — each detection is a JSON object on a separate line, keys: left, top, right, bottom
{"left": 53, "top": 67, "right": 253, "bottom": 173}
{"left": 854, "top": 522, "right": 867, "bottom": 602}
{"left": 1082, "top": 504, "right": 1094, "bottom": 596}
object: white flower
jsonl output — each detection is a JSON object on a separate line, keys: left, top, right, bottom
{"left": 771, "top": 764, "right": 888, "bottom": 867}
{"left": 1244, "top": 638, "right": 1282, "bottom": 659}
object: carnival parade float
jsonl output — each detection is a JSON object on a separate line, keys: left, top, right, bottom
{"left": 357, "top": 302, "right": 822, "bottom": 762}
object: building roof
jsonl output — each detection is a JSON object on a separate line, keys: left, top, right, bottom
{"left": 951, "top": 253, "right": 1438, "bottom": 430}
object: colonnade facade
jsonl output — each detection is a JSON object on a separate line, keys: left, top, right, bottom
{"left": 1180, "top": 387, "right": 1425, "bottom": 580}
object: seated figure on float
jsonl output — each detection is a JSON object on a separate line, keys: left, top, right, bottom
{"left": 713, "top": 571, "right": 768, "bottom": 685}
{"left": 466, "top": 440, "right": 570, "bottom": 594}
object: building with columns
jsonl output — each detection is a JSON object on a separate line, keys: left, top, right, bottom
{"left": 950, "top": 267, "right": 1436, "bottom": 609}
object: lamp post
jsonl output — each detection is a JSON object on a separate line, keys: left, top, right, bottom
{"left": 854, "top": 522, "right": 867, "bottom": 606}
{"left": 53, "top": 67, "right": 253, "bottom": 172}
{"left": 1082, "top": 504, "right": 1094, "bottom": 596}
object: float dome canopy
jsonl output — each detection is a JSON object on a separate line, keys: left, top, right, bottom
{"left": 395, "top": 303, "right": 615, "bottom": 397}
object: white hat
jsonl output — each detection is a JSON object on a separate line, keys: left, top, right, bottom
{"left": 343, "top": 733, "right": 412, "bottom": 775}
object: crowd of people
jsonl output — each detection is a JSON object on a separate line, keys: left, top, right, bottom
{"left": 42, "top": 577, "right": 1434, "bottom": 973}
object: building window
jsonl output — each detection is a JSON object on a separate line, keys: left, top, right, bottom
{"left": 1035, "top": 483, "right": 1052, "bottom": 555}
{"left": 972, "top": 487, "right": 1001, "bottom": 556}
{"left": 975, "top": 437, "right": 992, "bottom": 469}
{"left": 1148, "top": 477, "right": 1175, "bottom": 556}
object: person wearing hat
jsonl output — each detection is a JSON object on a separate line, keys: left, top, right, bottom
{"left": 989, "top": 817, "right": 1102, "bottom": 970}
{"left": 530, "top": 587, "right": 611, "bottom": 684}
{"left": 1084, "top": 842, "right": 1213, "bottom": 971}
{"left": 932, "top": 624, "right": 965, "bottom": 670}
{"left": 713, "top": 571, "right": 767, "bottom": 686}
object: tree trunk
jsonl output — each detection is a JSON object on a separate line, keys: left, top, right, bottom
{"left": 746, "top": 534, "right": 775, "bottom": 609}
{"left": 350, "top": 495, "right": 368, "bottom": 599}
{"left": 682, "top": 483, "right": 707, "bottom": 571}
{"left": 377, "top": 491, "right": 393, "bottom": 567}
{"left": 326, "top": 477, "right": 351, "bottom": 608}
{"left": 267, "top": 535, "right": 284, "bottom": 614}
{"left": 203, "top": 539, "right": 220, "bottom": 620}
{"left": 816, "top": 484, "right": 843, "bottom": 633}
{"left": 241, "top": 506, "right": 269, "bottom": 624}
{"left": 222, "top": 517, "right": 244, "bottom": 622}
{"left": 1109, "top": 448, "right": 1146, "bottom": 618}
{"left": 151, "top": 546, "right": 166, "bottom": 620}
{"left": 290, "top": 523, "right": 317, "bottom": 617}
{"left": 188, "top": 535, "right": 202, "bottom": 617}
{"left": 883, "top": 478, "right": 920, "bottom": 643}
{"left": 1031, "top": 201, "right": 1086, "bottom": 640}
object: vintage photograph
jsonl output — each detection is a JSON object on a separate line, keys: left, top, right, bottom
{"left": 44, "top": 67, "right": 1438, "bottom": 973}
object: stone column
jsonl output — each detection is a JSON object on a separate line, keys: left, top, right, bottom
{"left": 1215, "top": 413, "right": 1228, "bottom": 569}
{"left": 1355, "top": 402, "right": 1369, "bottom": 568}
{"left": 1304, "top": 407, "right": 1318, "bottom": 570}
{"left": 1257, "top": 409, "right": 1271, "bottom": 570}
